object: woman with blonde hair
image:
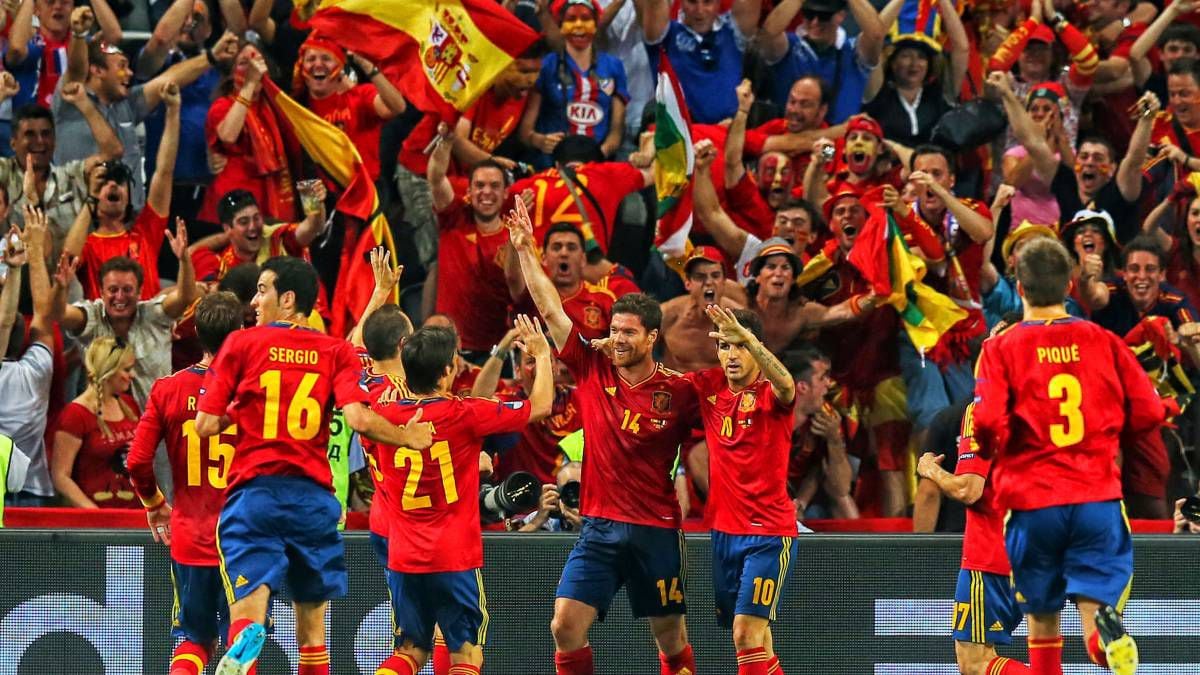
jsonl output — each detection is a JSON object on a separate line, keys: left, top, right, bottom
{"left": 51, "top": 337, "right": 141, "bottom": 508}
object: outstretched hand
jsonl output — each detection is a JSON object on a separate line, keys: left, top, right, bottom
{"left": 705, "top": 303, "right": 753, "bottom": 345}
{"left": 504, "top": 196, "right": 536, "bottom": 251}
{"left": 513, "top": 313, "right": 550, "bottom": 358}
{"left": 166, "top": 217, "right": 189, "bottom": 260}
{"left": 369, "top": 246, "right": 403, "bottom": 296}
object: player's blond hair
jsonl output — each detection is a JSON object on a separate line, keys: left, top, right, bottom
{"left": 84, "top": 337, "right": 137, "bottom": 438}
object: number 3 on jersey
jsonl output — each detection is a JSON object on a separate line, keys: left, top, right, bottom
{"left": 394, "top": 441, "right": 458, "bottom": 511}
{"left": 1048, "top": 373, "right": 1084, "bottom": 447}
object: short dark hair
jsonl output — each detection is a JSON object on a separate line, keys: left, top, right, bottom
{"left": 218, "top": 262, "right": 260, "bottom": 304}
{"left": 910, "top": 144, "right": 956, "bottom": 174}
{"left": 1168, "top": 57, "right": 1200, "bottom": 87}
{"left": 783, "top": 344, "right": 829, "bottom": 384}
{"left": 552, "top": 135, "right": 604, "bottom": 166}
{"left": 13, "top": 104, "right": 52, "bottom": 135}
{"left": 778, "top": 196, "right": 824, "bottom": 232}
{"left": 363, "top": 305, "right": 414, "bottom": 361}
{"left": 1122, "top": 235, "right": 1165, "bottom": 268}
{"left": 218, "top": 189, "right": 259, "bottom": 225}
{"left": 262, "top": 257, "right": 319, "bottom": 315}
{"left": 792, "top": 75, "right": 831, "bottom": 106}
{"left": 611, "top": 293, "right": 662, "bottom": 332}
{"left": 195, "top": 291, "right": 244, "bottom": 355}
{"left": 98, "top": 256, "right": 144, "bottom": 289}
{"left": 1162, "top": 24, "right": 1200, "bottom": 51}
{"left": 1015, "top": 238, "right": 1074, "bottom": 307}
{"left": 401, "top": 326, "right": 458, "bottom": 395}
{"left": 542, "top": 222, "right": 585, "bottom": 249}
{"left": 1076, "top": 135, "right": 1116, "bottom": 160}
{"left": 469, "top": 159, "right": 511, "bottom": 186}
{"left": 730, "top": 308, "right": 764, "bottom": 342}
{"left": 87, "top": 40, "right": 123, "bottom": 70}
{"left": 519, "top": 37, "right": 548, "bottom": 60}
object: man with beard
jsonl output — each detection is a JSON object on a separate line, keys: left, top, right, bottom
{"left": 804, "top": 113, "right": 899, "bottom": 210}
{"left": 660, "top": 246, "right": 744, "bottom": 373}
{"left": 506, "top": 222, "right": 618, "bottom": 340}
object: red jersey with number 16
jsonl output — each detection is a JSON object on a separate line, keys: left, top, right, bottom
{"left": 972, "top": 317, "right": 1167, "bottom": 511}
{"left": 128, "top": 364, "right": 236, "bottom": 566}
{"left": 686, "top": 369, "right": 798, "bottom": 537}
{"left": 953, "top": 402, "right": 1009, "bottom": 576}
{"left": 375, "top": 395, "right": 532, "bottom": 573}
{"left": 198, "top": 321, "right": 369, "bottom": 492}
{"left": 556, "top": 327, "right": 699, "bottom": 528}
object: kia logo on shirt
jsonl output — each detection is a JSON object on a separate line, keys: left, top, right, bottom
{"left": 567, "top": 101, "right": 603, "bottom": 127}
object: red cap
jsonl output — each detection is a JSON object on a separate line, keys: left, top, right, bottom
{"left": 844, "top": 114, "right": 883, "bottom": 141}
{"left": 1028, "top": 23, "right": 1055, "bottom": 44}
{"left": 822, "top": 181, "right": 863, "bottom": 223}
{"left": 684, "top": 245, "right": 726, "bottom": 273}
{"left": 299, "top": 33, "right": 346, "bottom": 68}
{"left": 551, "top": 0, "right": 601, "bottom": 18}
{"left": 1026, "top": 81, "right": 1069, "bottom": 111}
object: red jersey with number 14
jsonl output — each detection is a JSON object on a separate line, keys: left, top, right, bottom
{"left": 375, "top": 395, "right": 531, "bottom": 573}
{"left": 198, "top": 322, "right": 369, "bottom": 492}
{"left": 128, "top": 364, "right": 236, "bottom": 566}
{"left": 557, "top": 327, "right": 699, "bottom": 528}
{"left": 686, "top": 369, "right": 798, "bottom": 537}
{"left": 972, "top": 317, "right": 1167, "bottom": 511}
{"left": 953, "top": 402, "right": 1009, "bottom": 576}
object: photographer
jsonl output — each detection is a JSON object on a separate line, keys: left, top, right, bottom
{"left": 1176, "top": 496, "right": 1200, "bottom": 534}
{"left": 514, "top": 461, "right": 583, "bottom": 532}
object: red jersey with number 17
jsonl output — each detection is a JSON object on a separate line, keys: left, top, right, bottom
{"left": 685, "top": 369, "right": 798, "bottom": 537}
{"left": 375, "top": 395, "right": 532, "bottom": 573}
{"left": 953, "top": 402, "right": 1009, "bottom": 576}
{"left": 972, "top": 317, "right": 1167, "bottom": 511}
{"left": 128, "top": 364, "right": 236, "bottom": 566}
{"left": 198, "top": 321, "right": 369, "bottom": 492}
{"left": 556, "top": 326, "right": 699, "bottom": 528}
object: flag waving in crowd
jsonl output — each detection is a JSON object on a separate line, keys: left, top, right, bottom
{"left": 652, "top": 52, "right": 695, "bottom": 260}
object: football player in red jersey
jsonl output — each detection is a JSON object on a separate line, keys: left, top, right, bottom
{"left": 128, "top": 291, "right": 245, "bottom": 675}
{"left": 684, "top": 305, "right": 798, "bottom": 675}
{"left": 972, "top": 238, "right": 1173, "bottom": 675}
{"left": 197, "top": 258, "right": 433, "bottom": 675}
{"left": 506, "top": 198, "right": 700, "bottom": 675}
{"left": 372, "top": 315, "right": 554, "bottom": 675}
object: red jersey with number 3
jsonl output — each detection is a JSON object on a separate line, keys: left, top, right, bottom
{"left": 198, "top": 321, "right": 369, "bottom": 492}
{"left": 556, "top": 327, "right": 699, "bottom": 527}
{"left": 375, "top": 395, "right": 532, "bottom": 572}
{"left": 128, "top": 365, "right": 236, "bottom": 566}
{"left": 953, "top": 402, "right": 1009, "bottom": 576}
{"left": 972, "top": 317, "right": 1167, "bottom": 511}
{"left": 686, "top": 369, "right": 798, "bottom": 537}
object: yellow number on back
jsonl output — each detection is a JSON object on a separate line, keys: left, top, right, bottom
{"left": 259, "top": 370, "right": 321, "bottom": 440}
{"left": 1048, "top": 373, "right": 1084, "bottom": 447}
{"left": 182, "top": 420, "right": 236, "bottom": 489}
{"left": 393, "top": 440, "right": 458, "bottom": 511}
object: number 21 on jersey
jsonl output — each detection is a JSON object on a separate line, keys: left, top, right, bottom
{"left": 394, "top": 441, "right": 459, "bottom": 511}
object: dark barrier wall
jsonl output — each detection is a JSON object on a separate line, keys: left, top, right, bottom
{"left": 1, "top": 532, "right": 1197, "bottom": 674}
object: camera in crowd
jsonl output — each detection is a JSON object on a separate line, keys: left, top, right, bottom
{"left": 553, "top": 479, "right": 581, "bottom": 518}
{"left": 479, "top": 471, "right": 540, "bottom": 523}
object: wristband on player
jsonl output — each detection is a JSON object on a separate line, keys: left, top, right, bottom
{"left": 140, "top": 489, "right": 166, "bottom": 511}
{"left": 490, "top": 344, "right": 510, "bottom": 360}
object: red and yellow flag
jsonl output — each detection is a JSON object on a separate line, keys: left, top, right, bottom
{"left": 261, "top": 78, "right": 397, "bottom": 338}
{"left": 308, "top": 0, "right": 539, "bottom": 117}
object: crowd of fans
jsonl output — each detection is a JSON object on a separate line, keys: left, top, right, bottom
{"left": 0, "top": 0, "right": 1198, "bottom": 531}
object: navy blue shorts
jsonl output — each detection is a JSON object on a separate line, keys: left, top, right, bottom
{"left": 952, "top": 569, "right": 1023, "bottom": 646}
{"left": 171, "top": 561, "right": 230, "bottom": 645}
{"left": 556, "top": 517, "right": 687, "bottom": 620}
{"left": 1005, "top": 500, "right": 1133, "bottom": 615}
{"left": 386, "top": 568, "right": 488, "bottom": 652}
{"left": 711, "top": 532, "right": 797, "bottom": 628}
{"left": 217, "top": 476, "right": 347, "bottom": 604}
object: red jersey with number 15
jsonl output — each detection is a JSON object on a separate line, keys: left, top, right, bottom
{"left": 972, "top": 317, "right": 1167, "bottom": 511}
{"left": 198, "top": 321, "right": 369, "bottom": 492}
{"left": 953, "top": 402, "right": 1009, "bottom": 576}
{"left": 557, "top": 326, "right": 699, "bottom": 528}
{"left": 375, "top": 395, "right": 532, "bottom": 573}
{"left": 686, "top": 369, "right": 798, "bottom": 537}
{"left": 128, "top": 364, "right": 236, "bottom": 566}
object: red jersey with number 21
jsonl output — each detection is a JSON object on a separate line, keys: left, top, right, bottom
{"left": 198, "top": 321, "right": 369, "bottom": 492}
{"left": 557, "top": 327, "right": 699, "bottom": 528}
{"left": 375, "top": 396, "right": 531, "bottom": 573}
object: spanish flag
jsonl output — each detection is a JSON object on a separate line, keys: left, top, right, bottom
{"left": 308, "top": 0, "right": 539, "bottom": 117}
{"left": 261, "top": 78, "right": 397, "bottom": 338}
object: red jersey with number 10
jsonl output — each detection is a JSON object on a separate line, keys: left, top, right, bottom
{"left": 972, "top": 317, "right": 1167, "bottom": 511}
{"left": 128, "top": 365, "right": 236, "bottom": 566}
{"left": 375, "top": 396, "right": 531, "bottom": 573}
{"left": 198, "top": 321, "right": 369, "bottom": 492}
{"left": 556, "top": 327, "right": 699, "bottom": 528}
{"left": 953, "top": 402, "right": 1009, "bottom": 576}
{"left": 686, "top": 369, "right": 798, "bottom": 537}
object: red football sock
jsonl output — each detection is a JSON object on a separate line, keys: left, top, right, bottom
{"left": 1028, "top": 637, "right": 1064, "bottom": 675}
{"left": 169, "top": 641, "right": 209, "bottom": 675}
{"left": 228, "top": 618, "right": 254, "bottom": 647}
{"left": 736, "top": 646, "right": 769, "bottom": 674}
{"left": 375, "top": 651, "right": 419, "bottom": 675}
{"left": 447, "top": 665, "right": 481, "bottom": 675}
{"left": 659, "top": 644, "right": 695, "bottom": 675}
{"left": 767, "top": 653, "right": 784, "bottom": 674}
{"left": 555, "top": 645, "right": 594, "bottom": 675}
{"left": 432, "top": 634, "right": 451, "bottom": 675}
{"left": 298, "top": 644, "right": 329, "bottom": 675}
{"left": 1086, "top": 630, "right": 1110, "bottom": 667}
{"left": 986, "top": 656, "right": 1032, "bottom": 673}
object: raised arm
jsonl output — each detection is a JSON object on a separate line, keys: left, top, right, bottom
{"left": 146, "top": 32, "right": 238, "bottom": 110}
{"left": 147, "top": 82, "right": 181, "bottom": 215}
{"left": 4, "top": 0, "right": 34, "bottom": 68}
{"left": 848, "top": 0, "right": 886, "bottom": 67}
{"left": 471, "top": 326, "right": 520, "bottom": 397}
{"left": 730, "top": 0, "right": 762, "bottom": 39}
{"left": 136, "top": 0, "right": 193, "bottom": 80}
{"left": 22, "top": 207, "right": 54, "bottom": 349}
{"left": 909, "top": 170, "right": 993, "bottom": 243}
{"left": 707, "top": 304, "right": 796, "bottom": 403}
{"left": 937, "top": 0, "right": 970, "bottom": 100}
{"left": 1129, "top": 1, "right": 1192, "bottom": 78}
{"left": 248, "top": 0, "right": 277, "bottom": 43}
{"left": 514, "top": 313, "right": 555, "bottom": 422}
{"left": 506, "top": 197, "right": 572, "bottom": 348}
{"left": 759, "top": 0, "right": 800, "bottom": 63}
{"left": 916, "top": 451, "right": 984, "bottom": 504}
{"left": 1117, "top": 91, "right": 1158, "bottom": 202}
{"left": 60, "top": 81, "right": 124, "bottom": 160}
{"left": 990, "top": 71, "right": 1059, "bottom": 183}
{"left": 1140, "top": 198, "right": 1174, "bottom": 253}
{"left": 0, "top": 228, "right": 24, "bottom": 359}
{"left": 428, "top": 122, "right": 458, "bottom": 213}
{"left": 636, "top": 0, "right": 671, "bottom": 44}
{"left": 217, "top": 0, "right": 247, "bottom": 38}
{"left": 63, "top": 6, "right": 95, "bottom": 85}
{"left": 62, "top": 196, "right": 91, "bottom": 259}
{"left": 348, "top": 247, "right": 404, "bottom": 348}
{"left": 348, "top": 53, "right": 407, "bottom": 119}
{"left": 161, "top": 218, "right": 197, "bottom": 319}
{"left": 725, "top": 79, "right": 753, "bottom": 187}
{"left": 89, "top": 0, "right": 122, "bottom": 44}
{"left": 52, "top": 254, "right": 84, "bottom": 331}
{"left": 292, "top": 179, "right": 328, "bottom": 247}
{"left": 693, "top": 139, "right": 750, "bottom": 259}
{"left": 803, "top": 138, "right": 833, "bottom": 209}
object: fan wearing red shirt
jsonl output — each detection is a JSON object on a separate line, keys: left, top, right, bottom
{"left": 971, "top": 239, "right": 1171, "bottom": 675}
{"left": 506, "top": 199, "right": 699, "bottom": 675}
{"left": 507, "top": 222, "right": 617, "bottom": 341}
{"left": 683, "top": 306, "right": 798, "bottom": 675}
{"left": 295, "top": 35, "right": 406, "bottom": 181}
{"left": 198, "top": 258, "right": 434, "bottom": 675}
{"left": 127, "top": 292, "right": 244, "bottom": 675}
{"left": 916, "top": 407, "right": 1029, "bottom": 675}
{"left": 372, "top": 316, "right": 553, "bottom": 675}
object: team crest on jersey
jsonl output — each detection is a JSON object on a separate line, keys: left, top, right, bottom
{"left": 598, "top": 77, "right": 615, "bottom": 96}
{"left": 583, "top": 305, "right": 603, "bottom": 329}
{"left": 652, "top": 391, "right": 672, "bottom": 413}
{"left": 738, "top": 391, "right": 757, "bottom": 412}
{"left": 128, "top": 241, "right": 140, "bottom": 259}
